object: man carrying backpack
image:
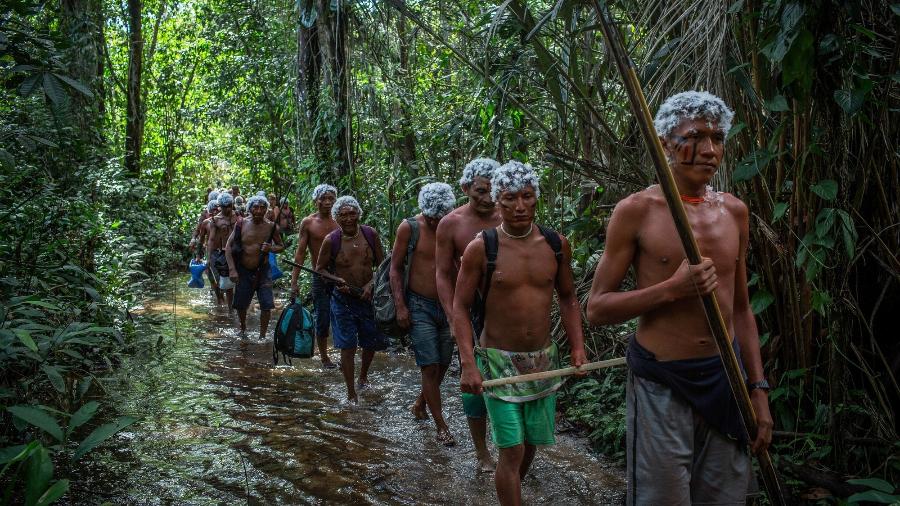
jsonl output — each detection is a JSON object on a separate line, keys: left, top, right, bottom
{"left": 390, "top": 183, "right": 457, "bottom": 445}
{"left": 315, "top": 196, "right": 387, "bottom": 404}
{"left": 452, "top": 161, "right": 587, "bottom": 506}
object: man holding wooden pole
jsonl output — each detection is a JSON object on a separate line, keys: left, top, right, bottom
{"left": 453, "top": 161, "right": 587, "bottom": 506}
{"left": 586, "top": 91, "right": 773, "bottom": 505}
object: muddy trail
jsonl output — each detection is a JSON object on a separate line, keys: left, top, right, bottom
{"left": 69, "top": 275, "right": 624, "bottom": 504}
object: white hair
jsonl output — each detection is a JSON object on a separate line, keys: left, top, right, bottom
{"left": 331, "top": 195, "right": 362, "bottom": 219}
{"left": 459, "top": 158, "right": 500, "bottom": 187}
{"left": 207, "top": 201, "right": 218, "bottom": 213}
{"left": 247, "top": 193, "right": 269, "bottom": 210}
{"left": 491, "top": 160, "right": 541, "bottom": 201}
{"left": 653, "top": 91, "right": 734, "bottom": 139}
{"left": 217, "top": 193, "right": 234, "bottom": 207}
{"left": 207, "top": 190, "right": 220, "bottom": 203}
{"left": 418, "top": 183, "right": 456, "bottom": 218}
{"left": 312, "top": 184, "right": 337, "bottom": 201}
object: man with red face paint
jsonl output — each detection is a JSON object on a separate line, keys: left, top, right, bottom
{"left": 453, "top": 161, "right": 587, "bottom": 506}
{"left": 586, "top": 91, "right": 773, "bottom": 505}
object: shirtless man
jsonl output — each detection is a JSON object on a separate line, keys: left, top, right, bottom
{"left": 435, "top": 157, "right": 500, "bottom": 472}
{"left": 290, "top": 184, "right": 339, "bottom": 368}
{"left": 225, "top": 193, "right": 285, "bottom": 338}
{"left": 207, "top": 193, "right": 239, "bottom": 308}
{"left": 230, "top": 185, "right": 240, "bottom": 198}
{"left": 315, "top": 196, "right": 387, "bottom": 403}
{"left": 190, "top": 190, "right": 217, "bottom": 257}
{"left": 391, "top": 183, "right": 457, "bottom": 445}
{"left": 277, "top": 198, "right": 296, "bottom": 233}
{"left": 198, "top": 199, "right": 222, "bottom": 302}
{"left": 453, "top": 161, "right": 587, "bottom": 506}
{"left": 585, "top": 91, "right": 773, "bottom": 505}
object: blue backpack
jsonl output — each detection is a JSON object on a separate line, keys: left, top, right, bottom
{"left": 187, "top": 259, "right": 206, "bottom": 288}
{"left": 273, "top": 298, "right": 314, "bottom": 364}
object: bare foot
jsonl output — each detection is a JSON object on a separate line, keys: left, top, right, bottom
{"left": 436, "top": 428, "right": 456, "bottom": 447}
{"left": 356, "top": 381, "right": 371, "bottom": 391}
{"left": 410, "top": 403, "right": 429, "bottom": 421}
{"left": 476, "top": 455, "right": 496, "bottom": 474}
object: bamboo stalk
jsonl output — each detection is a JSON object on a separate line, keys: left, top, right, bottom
{"left": 482, "top": 357, "right": 626, "bottom": 388}
{"left": 590, "top": 2, "right": 786, "bottom": 504}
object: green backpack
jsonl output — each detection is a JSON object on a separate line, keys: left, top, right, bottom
{"left": 373, "top": 217, "right": 420, "bottom": 336}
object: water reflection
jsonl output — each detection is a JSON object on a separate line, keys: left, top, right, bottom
{"left": 70, "top": 277, "right": 624, "bottom": 504}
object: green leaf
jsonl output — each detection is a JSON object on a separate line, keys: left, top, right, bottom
{"left": 0, "top": 148, "right": 14, "bottom": 169}
{"left": 765, "top": 95, "right": 790, "bottom": 112}
{"left": 837, "top": 210, "right": 857, "bottom": 257}
{"left": 727, "top": 0, "right": 744, "bottom": 14}
{"left": 751, "top": 289, "right": 775, "bottom": 314}
{"left": 73, "top": 416, "right": 137, "bottom": 461}
{"left": 25, "top": 446, "right": 53, "bottom": 506}
{"left": 892, "top": 4, "right": 900, "bottom": 16}
{"left": 773, "top": 202, "right": 788, "bottom": 222}
{"left": 847, "top": 478, "right": 895, "bottom": 494}
{"left": 52, "top": 73, "right": 93, "bottom": 98}
{"left": 42, "top": 73, "right": 65, "bottom": 105}
{"left": 36, "top": 479, "right": 69, "bottom": 506}
{"left": 811, "top": 180, "right": 838, "bottom": 200}
{"left": 15, "top": 329, "right": 38, "bottom": 352}
{"left": 811, "top": 290, "right": 832, "bottom": 316}
{"left": 782, "top": 29, "right": 814, "bottom": 94}
{"left": 847, "top": 490, "right": 900, "bottom": 504}
{"left": 834, "top": 88, "right": 867, "bottom": 115}
{"left": 734, "top": 149, "right": 775, "bottom": 182}
{"left": 41, "top": 365, "right": 66, "bottom": 394}
{"left": 7, "top": 406, "right": 64, "bottom": 442}
{"left": 19, "top": 74, "right": 42, "bottom": 97}
{"left": 14, "top": 298, "right": 60, "bottom": 311}
{"left": 0, "top": 444, "right": 30, "bottom": 465}
{"left": 68, "top": 401, "right": 99, "bottom": 433}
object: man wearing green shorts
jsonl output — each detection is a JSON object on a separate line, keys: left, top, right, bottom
{"left": 435, "top": 158, "right": 502, "bottom": 472}
{"left": 452, "top": 161, "right": 587, "bottom": 505}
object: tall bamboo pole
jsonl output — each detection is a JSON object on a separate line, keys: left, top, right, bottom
{"left": 590, "top": 2, "right": 786, "bottom": 504}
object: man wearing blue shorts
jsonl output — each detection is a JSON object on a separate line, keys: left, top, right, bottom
{"left": 226, "top": 192, "right": 285, "bottom": 339}
{"left": 435, "top": 158, "right": 502, "bottom": 472}
{"left": 315, "top": 196, "right": 387, "bottom": 403}
{"left": 391, "top": 183, "right": 457, "bottom": 445}
{"left": 290, "top": 184, "right": 339, "bottom": 368}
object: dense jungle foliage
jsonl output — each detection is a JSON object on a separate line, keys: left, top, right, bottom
{"left": 1, "top": 0, "right": 897, "bottom": 503}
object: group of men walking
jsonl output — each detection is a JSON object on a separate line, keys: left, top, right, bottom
{"left": 190, "top": 92, "right": 774, "bottom": 506}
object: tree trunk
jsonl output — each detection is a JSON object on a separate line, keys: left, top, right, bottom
{"left": 317, "top": 0, "right": 352, "bottom": 179}
{"left": 60, "top": 0, "right": 103, "bottom": 156}
{"left": 396, "top": 13, "right": 418, "bottom": 179}
{"left": 297, "top": 1, "right": 327, "bottom": 175}
{"left": 125, "top": 0, "right": 144, "bottom": 178}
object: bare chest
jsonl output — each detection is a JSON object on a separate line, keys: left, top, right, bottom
{"left": 638, "top": 206, "right": 740, "bottom": 276}
{"left": 240, "top": 222, "right": 273, "bottom": 247}
{"left": 489, "top": 241, "right": 557, "bottom": 291}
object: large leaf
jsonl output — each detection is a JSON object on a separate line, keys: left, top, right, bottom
{"left": 7, "top": 406, "right": 64, "bottom": 442}
{"left": 73, "top": 416, "right": 137, "bottom": 461}
{"left": 24, "top": 446, "right": 53, "bottom": 506}
{"left": 847, "top": 490, "right": 900, "bottom": 504}
{"left": 751, "top": 289, "right": 775, "bottom": 315}
{"left": 52, "top": 73, "right": 93, "bottom": 98}
{"left": 41, "top": 73, "right": 66, "bottom": 106}
{"left": 35, "top": 479, "right": 69, "bottom": 506}
{"left": 810, "top": 179, "right": 838, "bottom": 200}
{"left": 41, "top": 365, "right": 66, "bottom": 394}
{"left": 68, "top": 401, "right": 99, "bottom": 433}
{"left": 734, "top": 149, "right": 776, "bottom": 182}
{"left": 15, "top": 329, "right": 38, "bottom": 352}
{"left": 847, "top": 478, "right": 895, "bottom": 494}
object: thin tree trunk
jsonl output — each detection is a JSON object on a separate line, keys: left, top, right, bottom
{"left": 124, "top": 0, "right": 144, "bottom": 178}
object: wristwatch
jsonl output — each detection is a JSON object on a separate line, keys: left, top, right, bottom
{"left": 747, "top": 379, "right": 771, "bottom": 392}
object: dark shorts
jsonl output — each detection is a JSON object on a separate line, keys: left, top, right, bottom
{"left": 211, "top": 249, "right": 229, "bottom": 277}
{"left": 330, "top": 292, "right": 387, "bottom": 351}
{"left": 232, "top": 263, "right": 274, "bottom": 311}
{"left": 311, "top": 276, "right": 332, "bottom": 337}
{"left": 408, "top": 291, "right": 453, "bottom": 367}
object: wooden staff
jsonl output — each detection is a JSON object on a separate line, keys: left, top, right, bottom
{"left": 590, "top": 2, "right": 786, "bottom": 504}
{"left": 279, "top": 258, "right": 364, "bottom": 297}
{"left": 482, "top": 357, "right": 626, "bottom": 388}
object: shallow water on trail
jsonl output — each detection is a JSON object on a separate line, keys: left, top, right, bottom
{"left": 70, "top": 276, "right": 624, "bottom": 505}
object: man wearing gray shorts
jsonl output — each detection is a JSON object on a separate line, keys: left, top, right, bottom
{"left": 391, "top": 183, "right": 457, "bottom": 445}
{"left": 586, "top": 91, "right": 773, "bottom": 504}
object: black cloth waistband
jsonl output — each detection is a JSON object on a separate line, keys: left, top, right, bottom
{"left": 627, "top": 334, "right": 749, "bottom": 445}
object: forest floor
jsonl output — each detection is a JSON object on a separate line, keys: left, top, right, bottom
{"left": 67, "top": 274, "right": 625, "bottom": 504}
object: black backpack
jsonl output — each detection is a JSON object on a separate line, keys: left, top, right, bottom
{"left": 273, "top": 294, "right": 315, "bottom": 364}
{"left": 471, "top": 224, "right": 563, "bottom": 336}
{"left": 373, "top": 217, "right": 420, "bottom": 336}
